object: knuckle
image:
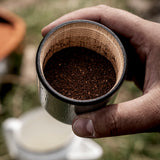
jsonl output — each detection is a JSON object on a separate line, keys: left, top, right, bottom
{"left": 96, "top": 4, "right": 107, "bottom": 10}
{"left": 108, "top": 113, "right": 119, "bottom": 136}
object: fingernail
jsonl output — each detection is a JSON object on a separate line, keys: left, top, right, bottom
{"left": 73, "top": 118, "right": 95, "bottom": 137}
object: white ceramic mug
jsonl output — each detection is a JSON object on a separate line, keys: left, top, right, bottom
{"left": 2, "top": 107, "right": 103, "bottom": 160}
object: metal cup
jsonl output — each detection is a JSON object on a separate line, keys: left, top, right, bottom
{"left": 36, "top": 20, "right": 127, "bottom": 124}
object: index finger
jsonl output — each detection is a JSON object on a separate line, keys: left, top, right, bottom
{"left": 41, "top": 5, "right": 145, "bottom": 39}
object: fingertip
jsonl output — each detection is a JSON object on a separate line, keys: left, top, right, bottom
{"left": 41, "top": 22, "right": 55, "bottom": 37}
{"left": 41, "top": 21, "right": 61, "bottom": 37}
{"left": 41, "top": 27, "right": 48, "bottom": 37}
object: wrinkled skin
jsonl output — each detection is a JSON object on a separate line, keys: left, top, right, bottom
{"left": 42, "top": 5, "right": 160, "bottom": 138}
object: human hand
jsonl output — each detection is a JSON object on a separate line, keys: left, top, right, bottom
{"left": 42, "top": 5, "right": 160, "bottom": 138}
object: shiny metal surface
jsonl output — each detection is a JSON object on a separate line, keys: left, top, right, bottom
{"left": 39, "top": 81, "right": 118, "bottom": 124}
{"left": 39, "top": 82, "right": 76, "bottom": 124}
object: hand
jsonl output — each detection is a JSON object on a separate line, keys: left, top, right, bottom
{"left": 42, "top": 5, "right": 160, "bottom": 138}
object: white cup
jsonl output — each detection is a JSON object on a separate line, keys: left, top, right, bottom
{"left": 2, "top": 107, "right": 103, "bottom": 160}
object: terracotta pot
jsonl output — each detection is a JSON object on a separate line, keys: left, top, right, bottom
{"left": 0, "top": 7, "right": 26, "bottom": 60}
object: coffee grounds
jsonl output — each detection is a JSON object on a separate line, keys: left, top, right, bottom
{"left": 44, "top": 47, "right": 116, "bottom": 100}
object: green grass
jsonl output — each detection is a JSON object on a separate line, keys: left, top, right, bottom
{"left": 0, "top": 0, "right": 160, "bottom": 160}
{"left": 14, "top": 0, "right": 128, "bottom": 45}
{"left": 96, "top": 133, "right": 160, "bottom": 160}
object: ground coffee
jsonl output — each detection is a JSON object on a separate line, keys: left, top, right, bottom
{"left": 44, "top": 47, "right": 116, "bottom": 100}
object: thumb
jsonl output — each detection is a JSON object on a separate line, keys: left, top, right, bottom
{"left": 72, "top": 92, "right": 160, "bottom": 138}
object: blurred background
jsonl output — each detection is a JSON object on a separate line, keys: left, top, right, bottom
{"left": 1, "top": 0, "right": 160, "bottom": 160}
